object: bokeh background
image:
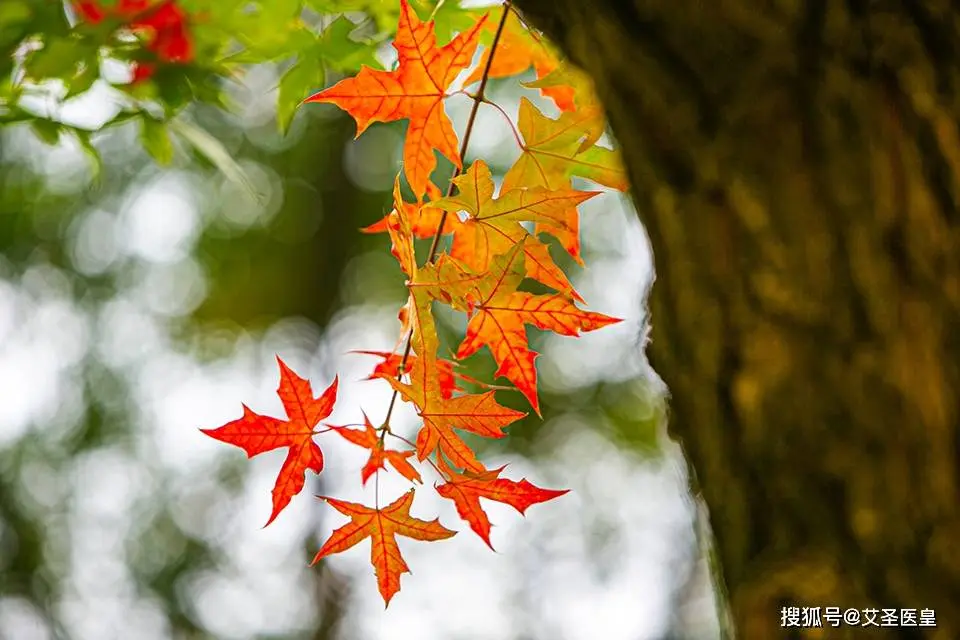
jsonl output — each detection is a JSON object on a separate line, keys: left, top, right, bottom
{"left": 0, "top": 11, "right": 721, "bottom": 639}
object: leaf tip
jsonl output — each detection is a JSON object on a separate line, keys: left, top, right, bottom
{"left": 274, "top": 354, "right": 291, "bottom": 374}
{"left": 481, "top": 532, "right": 496, "bottom": 552}
{"left": 263, "top": 510, "right": 280, "bottom": 529}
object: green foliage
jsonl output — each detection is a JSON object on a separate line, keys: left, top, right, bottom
{"left": 0, "top": 0, "right": 490, "bottom": 154}
{"left": 0, "top": 0, "right": 402, "bottom": 173}
{"left": 276, "top": 15, "right": 381, "bottom": 133}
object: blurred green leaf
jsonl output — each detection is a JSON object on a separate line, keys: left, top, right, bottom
{"left": 30, "top": 118, "right": 61, "bottom": 145}
{"left": 169, "top": 117, "right": 261, "bottom": 203}
{"left": 0, "top": 0, "right": 32, "bottom": 49}
{"left": 421, "top": 0, "right": 485, "bottom": 43}
{"left": 227, "top": 20, "right": 316, "bottom": 63}
{"left": 24, "top": 36, "right": 94, "bottom": 81}
{"left": 278, "top": 58, "right": 324, "bottom": 134}
{"left": 317, "top": 15, "right": 380, "bottom": 71}
{"left": 312, "top": 0, "right": 482, "bottom": 40}
{"left": 73, "top": 129, "right": 103, "bottom": 183}
{"left": 140, "top": 115, "right": 174, "bottom": 164}
{"left": 224, "top": 0, "right": 314, "bottom": 64}
{"left": 65, "top": 58, "right": 100, "bottom": 98}
{"left": 276, "top": 15, "right": 379, "bottom": 133}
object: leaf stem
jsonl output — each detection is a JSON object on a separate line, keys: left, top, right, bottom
{"left": 477, "top": 96, "right": 524, "bottom": 148}
{"left": 379, "top": 0, "right": 513, "bottom": 436}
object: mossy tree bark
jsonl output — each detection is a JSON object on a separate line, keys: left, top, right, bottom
{"left": 512, "top": 1, "right": 960, "bottom": 637}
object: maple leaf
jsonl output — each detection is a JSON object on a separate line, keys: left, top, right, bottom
{"left": 406, "top": 252, "right": 488, "bottom": 321}
{"left": 200, "top": 357, "right": 338, "bottom": 526}
{"left": 330, "top": 412, "right": 422, "bottom": 485}
{"left": 454, "top": 241, "right": 621, "bottom": 413}
{"left": 503, "top": 98, "right": 628, "bottom": 193}
{"left": 374, "top": 175, "right": 467, "bottom": 283}
{"left": 432, "top": 160, "right": 597, "bottom": 300}
{"left": 386, "top": 259, "right": 526, "bottom": 472}
{"left": 312, "top": 489, "right": 456, "bottom": 606}
{"left": 502, "top": 98, "right": 629, "bottom": 262}
{"left": 436, "top": 461, "right": 568, "bottom": 549}
{"left": 304, "top": 0, "right": 487, "bottom": 199}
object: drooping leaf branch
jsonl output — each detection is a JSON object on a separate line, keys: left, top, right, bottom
{"left": 200, "top": 0, "right": 629, "bottom": 606}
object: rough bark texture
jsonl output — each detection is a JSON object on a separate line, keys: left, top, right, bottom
{"left": 512, "top": 1, "right": 960, "bottom": 637}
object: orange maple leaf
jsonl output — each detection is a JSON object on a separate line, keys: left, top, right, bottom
{"left": 502, "top": 98, "right": 629, "bottom": 262}
{"left": 454, "top": 242, "right": 621, "bottom": 413}
{"left": 503, "top": 98, "right": 628, "bottom": 193}
{"left": 330, "top": 412, "right": 422, "bottom": 485}
{"left": 312, "top": 489, "right": 456, "bottom": 606}
{"left": 436, "top": 461, "right": 568, "bottom": 549}
{"left": 303, "top": 0, "right": 486, "bottom": 199}
{"left": 200, "top": 357, "right": 338, "bottom": 526}
{"left": 361, "top": 202, "right": 454, "bottom": 239}
{"left": 432, "top": 159, "right": 597, "bottom": 300}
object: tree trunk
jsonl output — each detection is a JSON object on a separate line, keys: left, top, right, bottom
{"left": 512, "top": 1, "right": 960, "bottom": 637}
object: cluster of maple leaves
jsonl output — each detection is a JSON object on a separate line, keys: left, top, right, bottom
{"left": 201, "top": 0, "right": 628, "bottom": 606}
{"left": 74, "top": 0, "right": 193, "bottom": 82}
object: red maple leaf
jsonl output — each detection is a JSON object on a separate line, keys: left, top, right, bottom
{"left": 456, "top": 242, "right": 620, "bottom": 413}
{"left": 436, "top": 461, "right": 568, "bottom": 549}
{"left": 330, "top": 412, "right": 423, "bottom": 485}
{"left": 200, "top": 356, "right": 338, "bottom": 526}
